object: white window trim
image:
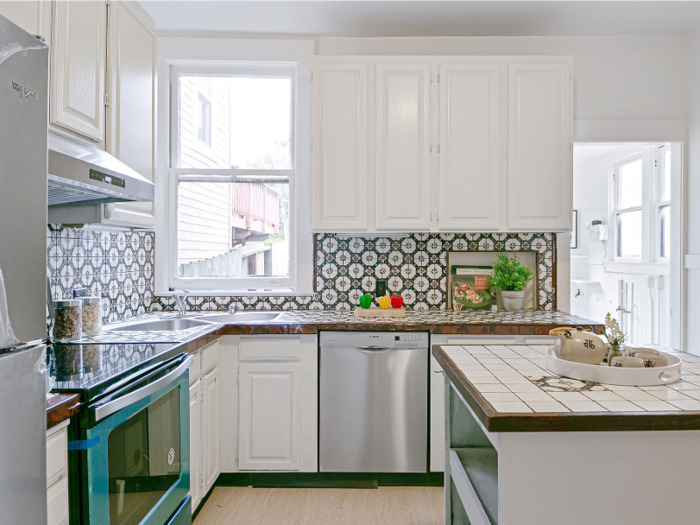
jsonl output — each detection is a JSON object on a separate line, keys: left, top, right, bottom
{"left": 654, "top": 145, "right": 672, "bottom": 262}
{"left": 156, "top": 54, "right": 313, "bottom": 294}
{"left": 610, "top": 152, "right": 644, "bottom": 262}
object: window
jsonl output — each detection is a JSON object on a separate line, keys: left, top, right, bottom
{"left": 171, "top": 67, "right": 295, "bottom": 289}
{"left": 610, "top": 145, "right": 672, "bottom": 264}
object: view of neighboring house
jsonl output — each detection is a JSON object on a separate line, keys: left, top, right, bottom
{"left": 177, "top": 75, "right": 290, "bottom": 279}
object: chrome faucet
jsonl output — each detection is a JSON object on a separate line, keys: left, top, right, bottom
{"left": 173, "top": 290, "right": 189, "bottom": 316}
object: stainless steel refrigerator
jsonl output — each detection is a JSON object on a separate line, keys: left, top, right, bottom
{"left": 0, "top": 14, "right": 49, "bottom": 525}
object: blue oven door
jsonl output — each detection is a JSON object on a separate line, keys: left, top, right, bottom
{"left": 81, "top": 353, "right": 192, "bottom": 525}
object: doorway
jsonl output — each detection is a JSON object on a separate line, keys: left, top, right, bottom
{"left": 571, "top": 143, "right": 682, "bottom": 347}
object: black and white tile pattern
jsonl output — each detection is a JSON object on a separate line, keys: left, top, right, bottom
{"left": 152, "top": 232, "right": 556, "bottom": 313}
{"left": 47, "top": 225, "right": 155, "bottom": 324}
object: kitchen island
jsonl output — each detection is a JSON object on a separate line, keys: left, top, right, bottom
{"left": 433, "top": 343, "right": 700, "bottom": 525}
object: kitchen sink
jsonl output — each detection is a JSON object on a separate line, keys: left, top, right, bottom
{"left": 108, "top": 318, "right": 212, "bottom": 332}
{"left": 195, "top": 312, "right": 283, "bottom": 323}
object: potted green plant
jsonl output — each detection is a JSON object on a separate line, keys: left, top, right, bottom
{"left": 603, "top": 313, "right": 626, "bottom": 365}
{"left": 489, "top": 252, "right": 534, "bottom": 311}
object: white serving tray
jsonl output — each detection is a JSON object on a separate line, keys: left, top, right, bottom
{"left": 545, "top": 347, "right": 682, "bottom": 386}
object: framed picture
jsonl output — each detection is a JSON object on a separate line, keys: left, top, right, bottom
{"left": 571, "top": 210, "right": 579, "bottom": 249}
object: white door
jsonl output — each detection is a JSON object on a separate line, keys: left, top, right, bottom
{"left": 507, "top": 63, "right": 572, "bottom": 231}
{"left": 238, "top": 362, "right": 300, "bottom": 471}
{"left": 105, "top": 1, "right": 156, "bottom": 227}
{"left": 202, "top": 366, "right": 220, "bottom": 493}
{"left": 50, "top": 0, "right": 107, "bottom": 142}
{"left": 188, "top": 380, "right": 201, "bottom": 511}
{"left": 312, "top": 63, "right": 368, "bottom": 231}
{"left": 375, "top": 64, "right": 431, "bottom": 231}
{"left": 438, "top": 64, "right": 502, "bottom": 231}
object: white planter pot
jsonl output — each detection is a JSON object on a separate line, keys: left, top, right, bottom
{"left": 501, "top": 290, "right": 526, "bottom": 312}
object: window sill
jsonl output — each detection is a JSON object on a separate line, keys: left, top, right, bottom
{"left": 605, "top": 262, "right": 670, "bottom": 276}
{"left": 155, "top": 290, "right": 315, "bottom": 297}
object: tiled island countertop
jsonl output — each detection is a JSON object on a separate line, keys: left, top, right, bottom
{"left": 434, "top": 343, "right": 700, "bottom": 432}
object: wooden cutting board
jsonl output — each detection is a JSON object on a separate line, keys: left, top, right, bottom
{"left": 354, "top": 307, "right": 406, "bottom": 318}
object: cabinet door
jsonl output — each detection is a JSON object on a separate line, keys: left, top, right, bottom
{"left": 375, "top": 64, "right": 431, "bottom": 231}
{"left": 438, "top": 64, "right": 501, "bottom": 231}
{"left": 238, "top": 362, "right": 300, "bottom": 471}
{"left": 50, "top": 0, "right": 107, "bottom": 142}
{"left": 202, "top": 366, "right": 220, "bottom": 492}
{"left": 188, "top": 380, "right": 202, "bottom": 511}
{"left": 312, "top": 63, "right": 368, "bottom": 231}
{"left": 0, "top": 1, "right": 50, "bottom": 38}
{"left": 105, "top": 1, "right": 156, "bottom": 227}
{"left": 507, "top": 63, "right": 572, "bottom": 231}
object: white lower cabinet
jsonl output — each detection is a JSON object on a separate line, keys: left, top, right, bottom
{"left": 219, "top": 334, "right": 318, "bottom": 474}
{"left": 239, "top": 362, "right": 301, "bottom": 471}
{"left": 188, "top": 379, "right": 202, "bottom": 511}
{"left": 188, "top": 340, "right": 220, "bottom": 513}
{"left": 46, "top": 420, "right": 69, "bottom": 525}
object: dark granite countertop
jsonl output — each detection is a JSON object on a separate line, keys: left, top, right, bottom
{"left": 433, "top": 343, "right": 700, "bottom": 433}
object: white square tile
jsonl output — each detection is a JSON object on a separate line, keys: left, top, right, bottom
{"left": 514, "top": 391, "right": 555, "bottom": 402}
{"left": 548, "top": 392, "right": 589, "bottom": 402}
{"left": 648, "top": 390, "right": 693, "bottom": 401}
{"left": 616, "top": 390, "right": 658, "bottom": 402}
{"left": 668, "top": 400, "right": 700, "bottom": 411}
{"left": 561, "top": 401, "right": 608, "bottom": 412}
{"left": 633, "top": 400, "right": 681, "bottom": 411}
{"left": 474, "top": 383, "right": 511, "bottom": 393}
{"left": 489, "top": 401, "right": 533, "bottom": 413}
{"left": 582, "top": 391, "right": 625, "bottom": 402}
{"left": 525, "top": 401, "right": 570, "bottom": 413}
{"left": 507, "top": 383, "right": 542, "bottom": 393}
{"left": 483, "top": 392, "right": 520, "bottom": 403}
{"left": 667, "top": 382, "right": 700, "bottom": 392}
{"left": 469, "top": 376, "right": 502, "bottom": 384}
{"left": 596, "top": 401, "right": 645, "bottom": 412}
{"left": 599, "top": 384, "right": 638, "bottom": 391}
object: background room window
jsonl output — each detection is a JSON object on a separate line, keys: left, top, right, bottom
{"left": 610, "top": 145, "right": 672, "bottom": 264}
{"left": 171, "top": 67, "right": 294, "bottom": 290}
{"left": 613, "top": 157, "right": 643, "bottom": 259}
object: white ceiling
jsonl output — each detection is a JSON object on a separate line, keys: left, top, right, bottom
{"left": 573, "top": 144, "right": 630, "bottom": 165}
{"left": 140, "top": 1, "right": 700, "bottom": 37}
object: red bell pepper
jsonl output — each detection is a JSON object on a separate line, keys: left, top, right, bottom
{"left": 391, "top": 295, "right": 404, "bottom": 308}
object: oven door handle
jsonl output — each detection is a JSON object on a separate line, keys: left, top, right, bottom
{"left": 90, "top": 354, "right": 193, "bottom": 422}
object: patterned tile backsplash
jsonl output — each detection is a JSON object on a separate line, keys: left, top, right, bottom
{"left": 47, "top": 225, "right": 155, "bottom": 323}
{"left": 152, "top": 232, "right": 556, "bottom": 313}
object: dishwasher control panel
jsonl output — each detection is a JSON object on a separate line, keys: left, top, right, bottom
{"left": 320, "top": 331, "right": 429, "bottom": 349}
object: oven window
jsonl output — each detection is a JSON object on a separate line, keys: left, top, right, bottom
{"left": 108, "top": 388, "right": 181, "bottom": 525}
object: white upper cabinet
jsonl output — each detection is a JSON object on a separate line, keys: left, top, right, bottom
{"left": 0, "top": 1, "right": 51, "bottom": 40}
{"left": 50, "top": 0, "right": 107, "bottom": 142}
{"left": 507, "top": 63, "right": 572, "bottom": 231}
{"left": 438, "top": 64, "right": 502, "bottom": 231}
{"left": 105, "top": 1, "right": 156, "bottom": 227}
{"left": 375, "top": 64, "right": 432, "bottom": 231}
{"left": 312, "top": 63, "right": 368, "bottom": 231}
{"left": 310, "top": 56, "right": 573, "bottom": 234}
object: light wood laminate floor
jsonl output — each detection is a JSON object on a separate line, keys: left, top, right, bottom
{"left": 194, "top": 486, "right": 444, "bottom": 525}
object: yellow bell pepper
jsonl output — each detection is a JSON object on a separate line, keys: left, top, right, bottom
{"left": 378, "top": 296, "right": 391, "bottom": 309}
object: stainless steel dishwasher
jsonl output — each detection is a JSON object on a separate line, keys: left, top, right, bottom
{"left": 319, "top": 331, "right": 429, "bottom": 473}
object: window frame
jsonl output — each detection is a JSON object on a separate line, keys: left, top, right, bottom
{"left": 611, "top": 153, "right": 644, "bottom": 262}
{"left": 609, "top": 145, "right": 671, "bottom": 266}
{"left": 654, "top": 146, "right": 672, "bottom": 261}
{"left": 168, "top": 65, "right": 298, "bottom": 291}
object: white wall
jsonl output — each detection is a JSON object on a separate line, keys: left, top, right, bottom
{"left": 686, "top": 29, "right": 700, "bottom": 353}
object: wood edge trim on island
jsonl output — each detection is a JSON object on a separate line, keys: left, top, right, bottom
{"left": 432, "top": 345, "right": 700, "bottom": 433}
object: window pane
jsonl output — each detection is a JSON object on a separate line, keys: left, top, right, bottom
{"left": 659, "top": 204, "right": 670, "bottom": 258}
{"left": 616, "top": 210, "right": 643, "bottom": 258}
{"left": 661, "top": 149, "right": 671, "bottom": 202}
{"left": 618, "top": 158, "right": 642, "bottom": 209}
{"left": 178, "top": 75, "right": 292, "bottom": 170}
{"left": 177, "top": 181, "right": 289, "bottom": 278}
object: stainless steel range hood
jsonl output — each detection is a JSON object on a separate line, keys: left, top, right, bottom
{"left": 47, "top": 131, "right": 154, "bottom": 207}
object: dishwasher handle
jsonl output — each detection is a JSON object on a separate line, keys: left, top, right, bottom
{"left": 356, "top": 345, "right": 392, "bottom": 354}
